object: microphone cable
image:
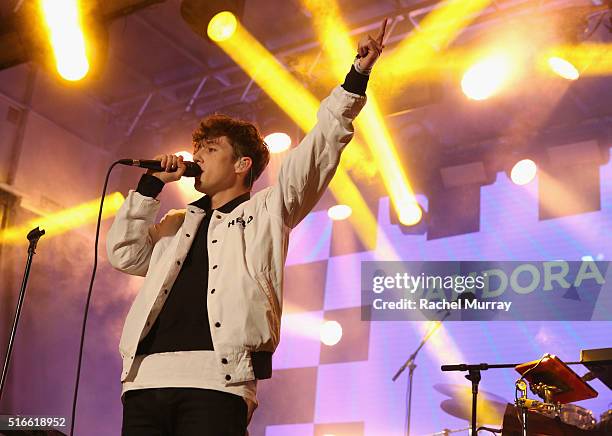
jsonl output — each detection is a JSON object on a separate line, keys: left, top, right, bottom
{"left": 69, "top": 160, "right": 123, "bottom": 436}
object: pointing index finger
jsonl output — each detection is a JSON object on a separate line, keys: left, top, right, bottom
{"left": 376, "top": 18, "right": 388, "bottom": 45}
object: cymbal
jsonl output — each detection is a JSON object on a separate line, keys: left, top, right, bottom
{"left": 434, "top": 383, "right": 508, "bottom": 404}
{"left": 440, "top": 398, "right": 507, "bottom": 425}
{"left": 435, "top": 383, "right": 508, "bottom": 425}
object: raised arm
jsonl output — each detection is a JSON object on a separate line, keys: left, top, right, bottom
{"left": 264, "top": 19, "right": 387, "bottom": 228}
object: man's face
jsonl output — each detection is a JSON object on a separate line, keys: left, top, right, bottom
{"left": 192, "top": 135, "right": 240, "bottom": 194}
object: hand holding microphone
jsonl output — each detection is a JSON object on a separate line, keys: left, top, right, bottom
{"left": 118, "top": 154, "right": 202, "bottom": 182}
{"left": 147, "top": 154, "right": 187, "bottom": 183}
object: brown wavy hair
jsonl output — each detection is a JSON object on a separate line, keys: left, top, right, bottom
{"left": 192, "top": 114, "right": 270, "bottom": 188}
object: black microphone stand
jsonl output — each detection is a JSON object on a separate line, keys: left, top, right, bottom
{"left": 0, "top": 226, "right": 45, "bottom": 403}
{"left": 392, "top": 311, "right": 450, "bottom": 436}
{"left": 440, "top": 362, "right": 504, "bottom": 436}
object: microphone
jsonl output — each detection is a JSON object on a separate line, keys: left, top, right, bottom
{"left": 119, "top": 159, "right": 202, "bottom": 177}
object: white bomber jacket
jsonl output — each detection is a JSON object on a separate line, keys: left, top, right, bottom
{"left": 106, "top": 85, "right": 366, "bottom": 386}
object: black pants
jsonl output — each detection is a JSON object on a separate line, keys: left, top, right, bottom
{"left": 121, "top": 388, "right": 247, "bottom": 436}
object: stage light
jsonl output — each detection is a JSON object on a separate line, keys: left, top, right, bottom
{"left": 510, "top": 159, "right": 537, "bottom": 185}
{"left": 208, "top": 11, "right": 237, "bottom": 42}
{"left": 548, "top": 56, "right": 579, "bottom": 80}
{"left": 320, "top": 320, "right": 342, "bottom": 346}
{"left": 390, "top": 196, "right": 427, "bottom": 235}
{"left": 327, "top": 205, "right": 352, "bottom": 221}
{"left": 40, "top": 0, "right": 89, "bottom": 81}
{"left": 359, "top": 103, "right": 423, "bottom": 233}
{"left": 398, "top": 202, "right": 422, "bottom": 226}
{"left": 375, "top": 0, "right": 493, "bottom": 90}
{"left": 461, "top": 55, "right": 511, "bottom": 100}
{"left": 0, "top": 192, "right": 124, "bottom": 245}
{"left": 181, "top": 0, "right": 244, "bottom": 41}
{"left": 264, "top": 132, "right": 291, "bottom": 153}
{"left": 545, "top": 43, "right": 612, "bottom": 77}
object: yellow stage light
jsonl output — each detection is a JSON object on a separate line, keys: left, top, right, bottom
{"left": 216, "top": 23, "right": 319, "bottom": 126}
{"left": 398, "top": 202, "right": 422, "bottom": 226}
{"left": 320, "top": 320, "right": 342, "bottom": 346}
{"left": 461, "top": 55, "right": 511, "bottom": 100}
{"left": 40, "top": 0, "right": 89, "bottom": 81}
{"left": 510, "top": 159, "right": 537, "bottom": 185}
{"left": 0, "top": 192, "right": 124, "bottom": 245}
{"left": 357, "top": 102, "right": 422, "bottom": 225}
{"left": 376, "top": 0, "right": 493, "bottom": 90}
{"left": 208, "top": 11, "right": 237, "bottom": 42}
{"left": 264, "top": 132, "right": 292, "bottom": 153}
{"left": 543, "top": 44, "right": 612, "bottom": 77}
{"left": 327, "top": 205, "right": 352, "bottom": 221}
{"left": 548, "top": 56, "right": 579, "bottom": 80}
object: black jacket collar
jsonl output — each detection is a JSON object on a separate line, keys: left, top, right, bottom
{"left": 190, "top": 191, "right": 251, "bottom": 214}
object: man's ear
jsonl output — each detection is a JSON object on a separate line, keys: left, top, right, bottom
{"left": 235, "top": 157, "right": 252, "bottom": 175}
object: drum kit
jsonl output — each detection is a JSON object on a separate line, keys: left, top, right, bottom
{"left": 426, "top": 347, "right": 612, "bottom": 435}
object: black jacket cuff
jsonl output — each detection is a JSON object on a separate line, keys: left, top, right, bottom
{"left": 136, "top": 174, "right": 165, "bottom": 199}
{"left": 341, "top": 65, "right": 369, "bottom": 96}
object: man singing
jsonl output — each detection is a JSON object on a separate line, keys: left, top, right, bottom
{"left": 107, "top": 19, "right": 387, "bottom": 436}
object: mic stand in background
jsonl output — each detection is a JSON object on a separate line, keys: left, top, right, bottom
{"left": 392, "top": 311, "right": 450, "bottom": 436}
{"left": 0, "top": 227, "right": 45, "bottom": 403}
{"left": 441, "top": 362, "right": 515, "bottom": 436}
